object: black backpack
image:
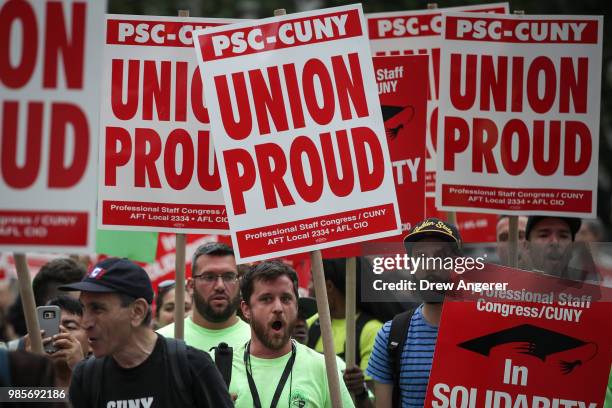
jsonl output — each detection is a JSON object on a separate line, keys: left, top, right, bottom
{"left": 82, "top": 337, "right": 194, "bottom": 407}
{"left": 386, "top": 309, "right": 415, "bottom": 408}
{"left": 306, "top": 312, "right": 373, "bottom": 368}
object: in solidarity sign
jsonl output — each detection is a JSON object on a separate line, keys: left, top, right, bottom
{"left": 436, "top": 13, "right": 602, "bottom": 217}
{"left": 194, "top": 5, "right": 401, "bottom": 262}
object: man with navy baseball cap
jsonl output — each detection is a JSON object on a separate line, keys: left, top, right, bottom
{"left": 60, "top": 257, "right": 232, "bottom": 407}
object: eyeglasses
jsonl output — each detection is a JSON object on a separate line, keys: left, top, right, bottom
{"left": 192, "top": 272, "right": 238, "bottom": 284}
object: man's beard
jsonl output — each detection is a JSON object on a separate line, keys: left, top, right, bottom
{"left": 193, "top": 290, "right": 239, "bottom": 323}
{"left": 251, "top": 316, "right": 296, "bottom": 351}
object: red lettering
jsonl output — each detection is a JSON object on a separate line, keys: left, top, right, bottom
{"left": 472, "top": 118, "right": 498, "bottom": 173}
{"left": 134, "top": 128, "right": 162, "bottom": 188}
{"left": 331, "top": 53, "right": 369, "bottom": 121}
{"left": 0, "top": 0, "right": 37, "bottom": 88}
{"left": 48, "top": 103, "right": 88, "bottom": 187}
{"left": 255, "top": 143, "right": 296, "bottom": 210}
{"left": 533, "top": 120, "right": 560, "bottom": 176}
{"left": 511, "top": 57, "right": 524, "bottom": 112}
{"left": 104, "top": 127, "right": 132, "bottom": 187}
{"left": 175, "top": 61, "right": 188, "bottom": 122}
{"left": 215, "top": 73, "right": 252, "bottom": 140}
{"left": 500, "top": 119, "right": 530, "bottom": 176}
{"left": 1, "top": 101, "right": 42, "bottom": 188}
{"left": 223, "top": 149, "right": 256, "bottom": 215}
{"left": 142, "top": 60, "right": 171, "bottom": 121}
{"left": 527, "top": 56, "right": 556, "bottom": 114}
{"left": 43, "top": 2, "right": 85, "bottom": 89}
{"left": 559, "top": 57, "right": 587, "bottom": 114}
{"left": 443, "top": 116, "right": 470, "bottom": 171}
{"left": 197, "top": 131, "right": 221, "bottom": 191}
{"left": 191, "top": 67, "right": 209, "bottom": 124}
{"left": 302, "top": 59, "right": 335, "bottom": 125}
{"left": 290, "top": 136, "right": 323, "bottom": 203}
{"left": 164, "top": 129, "right": 193, "bottom": 190}
{"left": 111, "top": 59, "right": 139, "bottom": 120}
{"left": 480, "top": 55, "right": 507, "bottom": 111}
{"left": 249, "top": 66, "right": 289, "bottom": 136}
{"left": 564, "top": 121, "right": 591, "bottom": 176}
{"left": 283, "top": 64, "right": 305, "bottom": 130}
{"left": 352, "top": 127, "right": 384, "bottom": 192}
{"left": 449, "top": 53, "right": 477, "bottom": 111}
{"left": 320, "top": 130, "right": 354, "bottom": 197}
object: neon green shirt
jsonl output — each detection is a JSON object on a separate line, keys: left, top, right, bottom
{"left": 157, "top": 316, "right": 251, "bottom": 352}
{"left": 230, "top": 341, "right": 355, "bottom": 408}
{"left": 307, "top": 313, "right": 383, "bottom": 373}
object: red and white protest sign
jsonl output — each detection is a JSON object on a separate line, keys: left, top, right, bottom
{"left": 322, "top": 55, "right": 428, "bottom": 258}
{"left": 436, "top": 14, "right": 602, "bottom": 217}
{"left": 193, "top": 5, "right": 401, "bottom": 262}
{"left": 98, "top": 15, "right": 234, "bottom": 233}
{"left": 426, "top": 264, "right": 611, "bottom": 407}
{"left": 0, "top": 0, "right": 105, "bottom": 253}
{"left": 367, "top": 3, "right": 508, "bottom": 196}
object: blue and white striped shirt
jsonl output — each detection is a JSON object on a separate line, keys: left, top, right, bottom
{"left": 365, "top": 304, "right": 438, "bottom": 408}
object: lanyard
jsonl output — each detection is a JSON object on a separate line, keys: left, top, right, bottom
{"left": 244, "top": 340, "right": 297, "bottom": 408}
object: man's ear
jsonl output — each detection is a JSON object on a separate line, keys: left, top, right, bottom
{"left": 240, "top": 300, "right": 251, "bottom": 322}
{"left": 131, "top": 298, "right": 149, "bottom": 327}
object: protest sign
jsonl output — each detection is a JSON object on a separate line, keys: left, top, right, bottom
{"left": 322, "top": 54, "right": 428, "bottom": 258}
{"left": 194, "top": 5, "right": 401, "bottom": 262}
{"left": 0, "top": 0, "right": 105, "bottom": 253}
{"left": 98, "top": 15, "right": 234, "bottom": 233}
{"left": 426, "top": 264, "right": 611, "bottom": 407}
{"left": 436, "top": 13, "right": 602, "bottom": 217}
{"left": 367, "top": 3, "right": 508, "bottom": 196}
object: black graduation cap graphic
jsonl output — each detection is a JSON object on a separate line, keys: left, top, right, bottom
{"left": 380, "top": 105, "right": 415, "bottom": 140}
{"left": 458, "top": 324, "right": 598, "bottom": 374}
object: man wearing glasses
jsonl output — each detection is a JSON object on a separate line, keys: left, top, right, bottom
{"left": 158, "top": 242, "right": 251, "bottom": 352}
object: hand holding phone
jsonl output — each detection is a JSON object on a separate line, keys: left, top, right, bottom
{"left": 37, "top": 305, "right": 61, "bottom": 353}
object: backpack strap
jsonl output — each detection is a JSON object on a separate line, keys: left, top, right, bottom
{"left": 164, "top": 337, "right": 194, "bottom": 407}
{"left": 306, "top": 319, "right": 321, "bottom": 349}
{"left": 387, "top": 309, "right": 415, "bottom": 408}
{"left": 0, "top": 348, "right": 10, "bottom": 386}
{"left": 211, "top": 342, "right": 233, "bottom": 387}
{"left": 82, "top": 355, "right": 105, "bottom": 406}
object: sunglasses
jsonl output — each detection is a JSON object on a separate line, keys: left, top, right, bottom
{"left": 158, "top": 280, "right": 176, "bottom": 292}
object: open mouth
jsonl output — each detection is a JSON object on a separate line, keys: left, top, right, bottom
{"left": 271, "top": 320, "right": 284, "bottom": 332}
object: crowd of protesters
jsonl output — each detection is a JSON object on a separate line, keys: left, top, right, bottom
{"left": 0, "top": 216, "right": 610, "bottom": 407}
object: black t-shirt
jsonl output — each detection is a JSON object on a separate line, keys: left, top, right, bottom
{"left": 69, "top": 335, "right": 232, "bottom": 408}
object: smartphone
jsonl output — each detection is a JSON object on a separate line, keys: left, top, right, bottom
{"left": 37, "top": 305, "right": 61, "bottom": 353}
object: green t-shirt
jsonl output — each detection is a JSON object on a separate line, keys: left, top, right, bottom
{"left": 157, "top": 316, "right": 251, "bottom": 352}
{"left": 307, "top": 313, "right": 383, "bottom": 373}
{"left": 230, "top": 341, "right": 355, "bottom": 408}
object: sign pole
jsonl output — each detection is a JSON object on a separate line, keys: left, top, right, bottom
{"left": 504, "top": 11, "right": 525, "bottom": 270}
{"left": 345, "top": 257, "right": 357, "bottom": 370}
{"left": 311, "top": 250, "right": 343, "bottom": 408}
{"left": 172, "top": 9, "right": 190, "bottom": 342}
{"left": 15, "top": 253, "right": 44, "bottom": 354}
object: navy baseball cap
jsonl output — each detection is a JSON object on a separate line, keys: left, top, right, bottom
{"left": 59, "top": 258, "right": 154, "bottom": 304}
{"left": 403, "top": 218, "right": 462, "bottom": 251}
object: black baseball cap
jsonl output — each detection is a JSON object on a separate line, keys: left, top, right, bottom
{"left": 403, "top": 218, "right": 462, "bottom": 252}
{"left": 59, "top": 258, "right": 154, "bottom": 304}
{"left": 525, "top": 216, "right": 581, "bottom": 241}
